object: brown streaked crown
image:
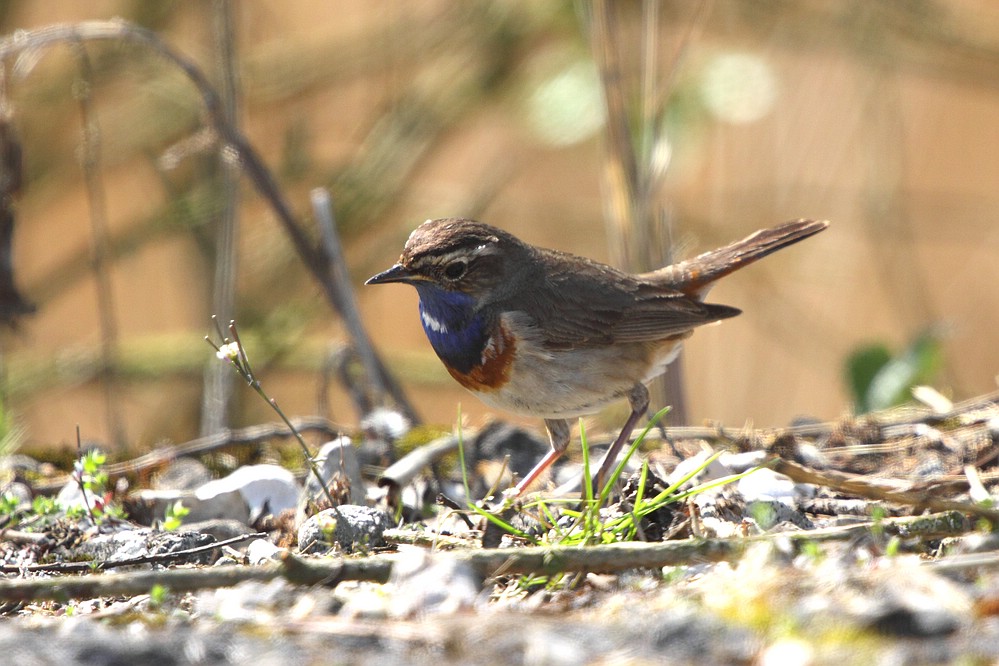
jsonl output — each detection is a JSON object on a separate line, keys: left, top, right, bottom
{"left": 397, "top": 218, "right": 534, "bottom": 294}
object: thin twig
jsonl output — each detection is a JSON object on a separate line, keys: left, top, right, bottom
{"left": 71, "top": 38, "right": 124, "bottom": 448}
{"left": 0, "top": 529, "right": 51, "bottom": 547}
{"left": 208, "top": 319, "right": 339, "bottom": 509}
{"left": 382, "top": 528, "right": 476, "bottom": 550}
{"left": 616, "top": 389, "right": 999, "bottom": 447}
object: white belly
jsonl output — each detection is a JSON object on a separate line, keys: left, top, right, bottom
{"left": 471, "top": 313, "right": 684, "bottom": 419}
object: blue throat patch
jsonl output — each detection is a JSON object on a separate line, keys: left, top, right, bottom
{"left": 414, "top": 285, "right": 489, "bottom": 374}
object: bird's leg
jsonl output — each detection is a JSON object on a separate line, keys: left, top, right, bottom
{"left": 512, "top": 418, "right": 571, "bottom": 496}
{"left": 593, "top": 383, "right": 650, "bottom": 494}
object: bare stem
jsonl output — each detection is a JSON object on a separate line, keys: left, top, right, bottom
{"left": 209, "top": 319, "right": 338, "bottom": 509}
{"left": 71, "top": 38, "right": 124, "bottom": 449}
{"left": 73, "top": 425, "right": 99, "bottom": 527}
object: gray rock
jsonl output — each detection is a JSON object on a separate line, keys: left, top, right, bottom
{"left": 297, "top": 505, "right": 392, "bottom": 554}
{"left": 746, "top": 499, "right": 815, "bottom": 531}
{"left": 808, "top": 560, "right": 972, "bottom": 639}
{"left": 74, "top": 528, "right": 217, "bottom": 565}
{"left": 246, "top": 538, "right": 285, "bottom": 564}
{"left": 196, "top": 578, "right": 317, "bottom": 625}
{"left": 718, "top": 450, "right": 768, "bottom": 472}
{"left": 0, "top": 481, "right": 31, "bottom": 506}
{"left": 668, "top": 449, "right": 732, "bottom": 487}
{"left": 737, "top": 467, "right": 799, "bottom": 502}
{"left": 0, "top": 454, "right": 43, "bottom": 474}
{"left": 950, "top": 532, "right": 999, "bottom": 555}
{"left": 334, "top": 549, "right": 483, "bottom": 619}
{"left": 648, "top": 610, "right": 759, "bottom": 663}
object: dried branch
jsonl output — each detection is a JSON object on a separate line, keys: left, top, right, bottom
{"left": 770, "top": 457, "right": 999, "bottom": 523}
{"left": 0, "top": 20, "right": 417, "bottom": 423}
{"left": 378, "top": 434, "right": 460, "bottom": 495}
{"left": 311, "top": 188, "right": 415, "bottom": 422}
{"left": 0, "top": 539, "right": 738, "bottom": 602}
{"left": 778, "top": 510, "right": 971, "bottom": 543}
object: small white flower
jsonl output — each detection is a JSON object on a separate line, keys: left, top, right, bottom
{"left": 216, "top": 341, "right": 240, "bottom": 361}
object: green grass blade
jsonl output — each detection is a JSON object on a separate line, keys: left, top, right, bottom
{"left": 655, "top": 465, "right": 764, "bottom": 510}
{"left": 643, "top": 450, "right": 725, "bottom": 507}
{"left": 465, "top": 500, "right": 539, "bottom": 545}
{"left": 456, "top": 404, "right": 472, "bottom": 502}
{"left": 597, "top": 405, "right": 671, "bottom": 507}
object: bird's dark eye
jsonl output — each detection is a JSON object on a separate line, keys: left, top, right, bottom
{"left": 443, "top": 260, "right": 467, "bottom": 280}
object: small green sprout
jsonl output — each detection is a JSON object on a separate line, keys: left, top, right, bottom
{"left": 79, "top": 449, "right": 109, "bottom": 496}
{"left": 162, "top": 501, "right": 190, "bottom": 531}
{"left": 0, "top": 491, "right": 19, "bottom": 517}
{"left": 148, "top": 584, "right": 168, "bottom": 609}
{"left": 31, "top": 495, "right": 60, "bottom": 516}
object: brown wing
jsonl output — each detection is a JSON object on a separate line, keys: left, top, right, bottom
{"left": 506, "top": 249, "right": 739, "bottom": 350}
{"left": 607, "top": 288, "right": 740, "bottom": 344}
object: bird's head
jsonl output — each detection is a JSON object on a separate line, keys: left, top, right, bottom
{"left": 366, "top": 218, "right": 531, "bottom": 302}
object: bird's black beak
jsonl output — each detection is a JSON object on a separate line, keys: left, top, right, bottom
{"left": 365, "top": 263, "right": 415, "bottom": 285}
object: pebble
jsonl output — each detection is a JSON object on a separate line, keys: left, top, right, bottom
{"left": 297, "top": 505, "right": 393, "bottom": 554}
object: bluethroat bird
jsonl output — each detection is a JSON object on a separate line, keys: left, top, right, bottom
{"left": 367, "top": 218, "right": 828, "bottom": 495}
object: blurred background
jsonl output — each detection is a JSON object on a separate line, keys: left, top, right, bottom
{"left": 1, "top": 1, "right": 997, "bottom": 457}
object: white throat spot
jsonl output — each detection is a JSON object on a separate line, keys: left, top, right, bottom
{"left": 421, "top": 310, "right": 449, "bottom": 334}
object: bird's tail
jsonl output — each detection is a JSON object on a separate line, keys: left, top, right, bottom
{"left": 644, "top": 219, "right": 829, "bottom": 297}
